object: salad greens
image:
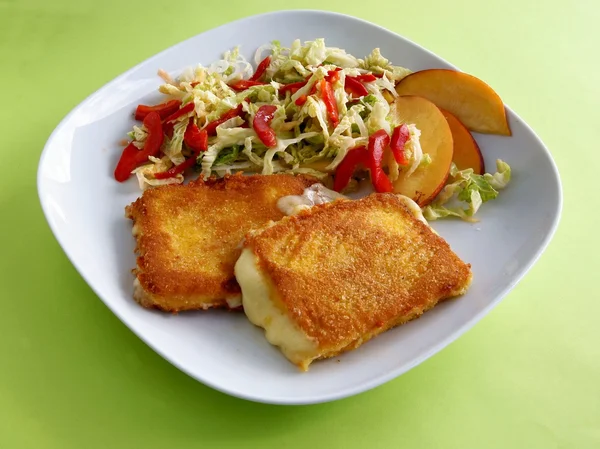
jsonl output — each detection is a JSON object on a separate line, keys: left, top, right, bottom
{"left": 423, "top": 160, "right": 511, "bottom": 222}
{"left": 146, "top": 39, "right": 415, "bottom": 181}
{"left": 124, "top": 38, "right": 511, "bottom": 221}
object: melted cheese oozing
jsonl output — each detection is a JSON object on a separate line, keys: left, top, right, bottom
{"left": 234, "top": 248, "right": 317, "bottom": 370}
{"left": 278, "top": 185, "right": 430, "bottom": 228}
{"left": 277, "top": 184, "right": 347, "bottom": 216}
{"left": 226, "top": 297, "right": 242, "bottom": 309}
{"left": 394, "top": 194, "right": 429, "bottom": 226}
{"left": 235, "top": 191, "right": 429, "bottom": 370}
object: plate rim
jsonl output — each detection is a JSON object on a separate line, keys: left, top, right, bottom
{"left": 37, "top": 9, "right": 563, "bottom": 405}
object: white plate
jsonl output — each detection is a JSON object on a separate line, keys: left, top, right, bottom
{"left": 37, "top": 10, "right": 562, "bottom": 405}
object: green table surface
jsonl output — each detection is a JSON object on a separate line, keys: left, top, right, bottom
{"left": 1, "top": 0, "right": 599, "bottom": 447}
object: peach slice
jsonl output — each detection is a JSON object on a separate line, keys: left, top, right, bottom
{"left": 390, "top": 96, "right": 454, "bottom": 206}
{"left": 395, "top": 69, "right": 511, "bottom": 136}
{"left": 441, "top": 108, "right": 485, "bottom": 174}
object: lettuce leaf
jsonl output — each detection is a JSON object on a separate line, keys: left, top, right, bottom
{"left": 214, "top": 145, "right": 241, "bottom": 166}
{"left": 366, "top": 100, "right": 391, "bottom": 134}
{"left": 201, "top": 126, "right": 256, "bottom": 177}
{"left": 262, "top": 132, "right": 319, "bottom": 175}
{"left": 162, "top": 119, "right": 188, "bottom": 165}
{"left": 359, "top": 48, "right": 412, "bottom": 82}
{"left": 422, "top": 160, "right": 512, "bottom": 222}
{"left": 132, "top": 156, "right": 182, "bottom": 190}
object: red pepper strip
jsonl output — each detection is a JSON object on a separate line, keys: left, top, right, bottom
{"left": 368, "top": 129, "right": 393, "bottom": 193}
{"left": 154, "top": 157, "right": 195, "bottom": 179}
{"left": 295, "top": 95, "right": 307, "bottom": 106}
{"left": 250, "top": 56, "right": 271, "bottom": 82}
{"left": 280, "top": 74, "right": 313, "bottom": 94}
{"left": 333, "top": 146, "right": 369, "bottom": 192}
{"left": 253, "top": 105, "right": 278, "bottom": 148}
{"left": 163, "top": 121, "right": 174, "bottom": 139}
{"left": 390, "top": 124, "right": 410, "bottom": 166}
{"left": 155, "top": 123, "right": 208, "bottom": 180}
{"left": 280, "top": 72, "right": 314, "bottom": 93}
{"left": 135, "top": 100, "right": 181, "bottom": 121}
{"left": 325, "top": 68, "right": 342, "bottom": 84}
{"left": 229, "top": 79, "right": 267, "bottom": 91}
{"left": 113, "top": 112, "right": 165, "bottom": 182}
{"left": 204, "top": 103, "right": 244, "bottom": 136}
{"left": 183, "top": 122, "right": 208, "bottom": 153}
{"left": 320, "top": 80, "right": 339, "bottom": 128}
{"left": 139, "top": 112, "right": 165, "bottom": 159}
{"left": 114, "top": 143, "right": 140, "bottom": 182}
{"left": 163, "top": 102, "right": 195, "bottom": 123}
{"left": 279, "top": 80, "right": 308, "bottom": 94}
{"left": 354, "top": 73, "right": 377, "bottom": 83}
{"left": 373, "top": 73, "right": 384, "bottom": 78}
{"left": 345, "top": 76, "right": 369, "bottom": 97}
{"left": 190, "top": 81, "right": 200, "bottom": 87}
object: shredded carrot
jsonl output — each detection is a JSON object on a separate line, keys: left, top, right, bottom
{"left": 157, "top": 69, "right": 176, "bottom": 85}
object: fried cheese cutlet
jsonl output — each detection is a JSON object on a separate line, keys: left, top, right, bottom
{"left": 125, "top": 173, "right": 318, "bottom": 312}
{"left": 234, "top": 193, "right": 473, "bottom": 371}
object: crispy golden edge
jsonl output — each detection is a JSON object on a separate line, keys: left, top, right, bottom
{"left": 244, "top": 193, "right": 472, "bottom": 361}
{"left": 126, "top": 173, "right": 318, "bottom": 312}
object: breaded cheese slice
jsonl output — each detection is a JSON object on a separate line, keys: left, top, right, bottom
{"left": 125, "top": 173, "right": 318, "bottom": 312}
{"left": 235, "top": 193, "right": 472, "bottom": 370}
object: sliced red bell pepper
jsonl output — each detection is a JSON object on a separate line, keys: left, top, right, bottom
{"left": 390, "top": 124, "right": 410, "bottom": 166}
{"left": 153, "top": 157, "right": 196, "bottom": 179}
{"left": 320, "top": 80, "right": 339, "bottom": 128}
{"left": 295, "top": 95, "right": 307, "bottom": 106}
{"left": 354, "top": 73, "right": 377, "bottom": 83}
{"left": 368, "top": 129, "right": 393, "bottom": 193}
{"left": 114, "top": 142, "right": 140, "bottom": 182}
{"left": 163, "top": 101, "right": 195, "bottom": 123}
{"left": 333, "top": 146, "right": 369, "bottom": 192}
{"left": 253, "top": 105, "right": 278, "bottom": 148}
{"left": 250, "top": 56, "right": 271, "bottom": 82}
{"left": 184, "top": 122, "right": 208, "bottom": 153}
{"left": 325, "top": 68, "right": 342, "bottom": 84}
{"left": 139, "top": 112, "right": 165, "bottom": 159}
{"left": 163, "top": 122, "right": 174, "bottom": 139}
{"left": 204, "top": 104, "right": 244, "bottom": 136}
{"left": 229, "top": 79, "right": 267, "bottom": 91}
{"left": 155, "top": 122, "right": 208, "bottom": 180}
{"left": 114, "top": 112, "right": 165, "bottom": 182}
{"left": 279, "top": 80, "right": 307, "bottom": 94}
{"left": 134, "top": 100, "right": 181, "bottom": 121}
{"left": 345, "top": 76, "right": 369, "bottom": 97}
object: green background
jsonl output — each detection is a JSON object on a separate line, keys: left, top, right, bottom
{"left": 1, "top": 0, "right": 598, "bottom": 447}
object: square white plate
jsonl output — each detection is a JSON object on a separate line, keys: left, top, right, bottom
{"left": 37, "top": 10, "right": 562, "bottom": 404}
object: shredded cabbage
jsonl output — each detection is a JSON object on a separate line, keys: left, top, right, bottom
{"left": 404, "top": 124, "right": 424, "bottom": 177}
{"left": 162, "top": 119, "right": 188, "bottom": 165}
{"left": 132, "top": 156, "right": 182, "bottom": 190}
{"left": 360, "top": 48, "right": 412, "bottom": 82}
{"left": 423, "top": 160, "right": 512, "bottom": 222}
{"left": 153, "top": 40, "right": 413, "bottom": 180}
{"left": 123, "top": 39, "right": 510, "bottom": 226}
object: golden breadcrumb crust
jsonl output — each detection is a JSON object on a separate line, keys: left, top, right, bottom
{"left": 125, "top": 173, "right": 318, "bottom": 312}
{"left": 244, "top": 193, "right": 472, "bottom": 365}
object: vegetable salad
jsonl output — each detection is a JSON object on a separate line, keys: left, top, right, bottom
{"left": 114, "top": 39, "right": 510, "bottom": 221}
